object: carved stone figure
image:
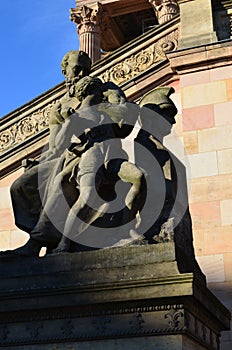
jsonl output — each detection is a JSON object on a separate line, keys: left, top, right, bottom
{"left": 135, "top": 87, "right": 194, "bottom": 260}
{"left": 45, "top": 76, "right": 143, "bottom": 253}
{"left": 2, "top": 68, "right": 142, "bottom": 256}
{"left": 4, "top": 51, "right": 92, "bottom": 256}
{"left": 1, "top": 47, "right": 193, "bottom": 258}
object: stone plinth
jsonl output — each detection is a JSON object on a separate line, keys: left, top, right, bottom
{"left": 0, "top": 243, "right": 230, "bottom": 349}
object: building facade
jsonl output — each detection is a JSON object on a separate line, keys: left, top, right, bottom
{"left": 0, "top": 1, "right": 232, "bottom": 348}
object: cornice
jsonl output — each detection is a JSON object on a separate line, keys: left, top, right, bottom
{"left": 167, "top": 39, "right": 232, "bottom": 74}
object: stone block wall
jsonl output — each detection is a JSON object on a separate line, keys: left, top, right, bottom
{"left": 0, "top": 169, "right": 28, "bottom": 251}
{"left": 167, "top": 62, "right": 232, "bottom": 349}
{"left": 179, "top": 65, "right": 232, "bottom": 279}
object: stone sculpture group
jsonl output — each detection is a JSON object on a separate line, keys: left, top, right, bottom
{"left": 1, "top": 50, "right": 193, "bottom": 258}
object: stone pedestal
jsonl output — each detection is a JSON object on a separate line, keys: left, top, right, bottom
{"left": 0, "top": 243, "right": 230, "bottom": 349}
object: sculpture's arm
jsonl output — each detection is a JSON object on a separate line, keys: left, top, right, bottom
{"left": 118, "top": 162, "right": 144, "bottom": 210}
{"left": 40, "top": 96, "right": 78, "bottom": 162}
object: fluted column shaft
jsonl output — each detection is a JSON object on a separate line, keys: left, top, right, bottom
{"left": 70, "top": 3, "right": 102, "bottom": 63}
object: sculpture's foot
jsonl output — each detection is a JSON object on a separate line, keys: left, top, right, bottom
{"left": 50, "top": 237, "right": 72, "bottom": 254}
{"left": 49, "top": 238, "right": 98, "bottom": 254}
{"left": 0, "top": 238, "right": 42, "bottom": 257}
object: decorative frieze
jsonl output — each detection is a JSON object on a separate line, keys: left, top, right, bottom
{"left": 0, "top": 303, "right": 220, "bottom": 349}
{"left": 99, "top": 28, "right": 179, "bottom": 85}
{"left": 0, "top": 101, "right": 56, "bottom": 153}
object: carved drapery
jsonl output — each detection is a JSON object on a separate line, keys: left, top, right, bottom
{"left": 149, "top": 0, "right": 179, "bottom": 24}
{"left": 99, "top": 28, "right": 179, "bottom": 85}
{"left": 70, "top": 3, "right": 103, "bottom": 63}
{"left": 0, "top": 102, "right": 56, "bottom": 153}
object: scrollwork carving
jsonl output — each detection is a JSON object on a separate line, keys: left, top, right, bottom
{"left": 26, "top": 323, "right": 43, "bottom": 339}
{"left": 99, "top": 28, "right": 179, "bottom": 85}
{"left": 0, "top": 101, "right": 56, "bottom": 153}
{"left": 164, "top": 309, "right": 184, "bottom": 328}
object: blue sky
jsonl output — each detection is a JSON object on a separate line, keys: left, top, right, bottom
{"left": 0, "top": 0, "right": 78, "bottom": 118}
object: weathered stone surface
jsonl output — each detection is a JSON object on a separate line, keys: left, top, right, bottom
{"left": 0, "top": 243, "right": 230, "bottom": 349}
{"left": 1, "top": 335, "right": 208, "bottom": 350}
{"left": 178, "top": 0, "right": 217, "bottom": 49}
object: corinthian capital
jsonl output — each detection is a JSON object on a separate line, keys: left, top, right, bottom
{"left": 70, "top": 2, "right": 103, "bottom": 34}
{"left": 149, "top": 0, "right": 179, "bottom": 24}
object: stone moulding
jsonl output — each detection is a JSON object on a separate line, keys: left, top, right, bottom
{"left": 98, "top": 29, "right": 179, "bottom": 85}
{"left": 0, "top": 17, "right": 180, "bottom": 177}
{"left": 0, "top": 243, "right": 230, "bottom": 349}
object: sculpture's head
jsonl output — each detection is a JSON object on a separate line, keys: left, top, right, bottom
{"left": 74, "top": 76, "right": 103, "bottom": 103}
{"left": 61, "top": 50, "right": 92, "bottom": 82}
{"left": 139, "top": 87, "right": 177, "bottom": 137}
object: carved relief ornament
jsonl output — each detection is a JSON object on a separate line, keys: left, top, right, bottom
{"left": 149, "top": 0, "right": 179, "bottom": 24}
{"left": 99, "top": 28, "right": 179, "bottom": 85}
{"left": 0, "top": 101, "right": 56, "bottom": 153}
{"left": 70, "top": 3, "right": 103, "bottom": 35}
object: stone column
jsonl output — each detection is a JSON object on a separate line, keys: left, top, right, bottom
{"left": 149, "top": 0, "right": 179, "bottom": 24}
{"left": 70, "top": 3, "right": 102, "bottom": 63}
{"left": 177, "top": 0, "right": 217, "bottom": 49}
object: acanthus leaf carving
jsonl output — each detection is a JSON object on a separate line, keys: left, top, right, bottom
{"left": 70, "top": 4, "right": 103, "bottom": 35}
{"left": 99, "top": 27, "right": 179, "bottom": 85}
{"left": 150, "top": 0, "right": 179, "bottom": 24}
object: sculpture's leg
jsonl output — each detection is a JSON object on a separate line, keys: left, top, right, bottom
{"left": 10, "top": 160, "right": 56, "bottom": 233}
{"left": 0, "top": 160, "right": 60, "bottom": 257}
{"left": 52, "top": 171, "right": 105, "bottom": 252}
{"left": 30, "top": 171, "right": 79, "bottom": 250}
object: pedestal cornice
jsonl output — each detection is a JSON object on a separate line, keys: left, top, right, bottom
{"left": 0, "top": 243, "right": 230, "bottom": 349}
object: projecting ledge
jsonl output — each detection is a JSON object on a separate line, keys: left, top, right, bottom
{"left": 0, "top": 243, "right": 230, "bottom": 349}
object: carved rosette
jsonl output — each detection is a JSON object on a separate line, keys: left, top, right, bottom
{"left": 0, "top": 101, "right": 56, "bottom": 153}
{"left": 99, "top": 28, "right": 179, "bottom": 85}
{"left": 150, "top": 0, "right": 179, "bottom": 24}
